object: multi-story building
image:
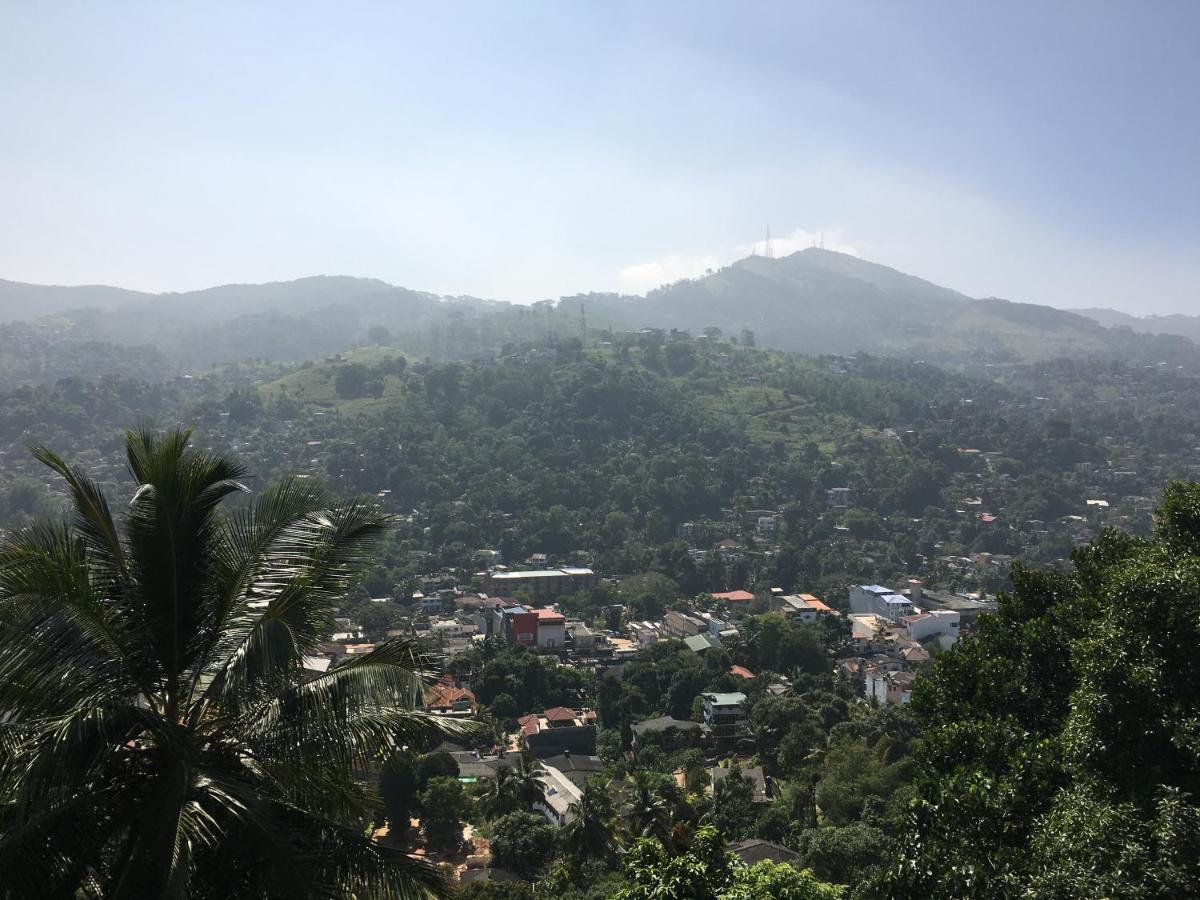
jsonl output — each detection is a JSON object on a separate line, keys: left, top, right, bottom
{"left": 701, "top": 691, "right": 748, "bottom": 739}
{"left": 484, "top": 567, "right": 597, "bottom": 601}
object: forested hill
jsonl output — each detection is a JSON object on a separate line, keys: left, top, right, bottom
{"left": 2, "top": 251, "right": 1196, "bottom": 387}
{"left": 569, "top": 249, "right": 1198, "bottom": 364}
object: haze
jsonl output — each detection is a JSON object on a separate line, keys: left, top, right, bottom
{"left": 2, "top": 1, "right": 1197, "bottom": 314}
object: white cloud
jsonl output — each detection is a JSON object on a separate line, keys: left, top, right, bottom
{"left": 617, "top": 227, "right": 861, "bottom": 294}
{"left": 618, "top": 252, "right": 725, "bottom": 293}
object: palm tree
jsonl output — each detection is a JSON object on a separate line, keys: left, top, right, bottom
{"left": 0, "top": 429, "right": 463, "bottom": 899}
{"left": 561, "top": 780, "right": 620, "bottom": 870}
{"left": 624, "top": 770, "right": 673, "bottom": 849}
{"left": 478, "top": 764, "right": 521, "bottom": 821}
{"left": 511, "top": 752, "right": 547, "bottom": 811}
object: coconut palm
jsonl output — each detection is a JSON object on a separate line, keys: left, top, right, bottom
{"left": 0, "top": 429, "right": 462, "bottom": 899}
{"left": 478, "top": 764, "right": 522, "bottom": 821}
{"left": 511, "top": 752, "right": 547, "bottom": 811}
{"left": 561, "top": 780, "right": 620, "bottom": 870}
{"left": 624, "top": 770, "right": 673, "bottom": 849}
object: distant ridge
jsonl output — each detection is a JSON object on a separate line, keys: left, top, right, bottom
{"left": 2, "top": 249, "right": 1195, "bottom": 367}
{"left": 1073, "top": 306, "right": 1200, "bottom": 345}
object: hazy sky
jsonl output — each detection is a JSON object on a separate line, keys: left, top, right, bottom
{"left": 2, "top": 2, "right": 1198, "bottom": 314}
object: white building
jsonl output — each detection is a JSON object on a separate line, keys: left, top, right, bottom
{"left": 534, "top": 763, "right": 584, "bottom": 826}
{"left": 904, "top": 609, "right": 960, "bottom": 649}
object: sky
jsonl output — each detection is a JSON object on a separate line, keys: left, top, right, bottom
{"left": 2, "top": 1, "right": 1198, "bottom": 314}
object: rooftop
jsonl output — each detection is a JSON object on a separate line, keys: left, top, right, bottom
{"left": 703, "top": 691, "right": 747, "bottom": 706}
{"left": 711, "top": 589, "right": 755, "bottom": 602}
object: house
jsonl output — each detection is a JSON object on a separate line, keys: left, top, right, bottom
{"left": 730, "top": 665, "right": 755, "bottom": 680}
{"left": 729, "top": 839, "right": 798, "bottom": 866}
{"left": 903, "top": 609, "right": 960, "bottom": 648}
{"left": 534, "top": 763, "right": 584, "bottom": 825}
{"left": 701, "top": 692, "right": 748, "bottom": 739}
{"left": 424, "top": 679, "right": 477, "bottom": 717}
{"left": 887, "top": 671, "right": 915, "bottom": 705}
{"left": 684, "top": 633, "right": 722, "bottom": 654}
{"left": 630, "top": 716, "right": 710, "bottom": 751}
{"left": 517, "top": 708, "right": 598, "bottom": 758}
{"left": 540, "top": 752, "right": 605, "bottom": 788}
{"left": 567, "top": 621, "right": 607, "bottom": 656}
{"left": 708, "top": 765, "right": 770, "bottom": 803}
{"left": 865, "top": 666, "right": 914, "bottom": 705}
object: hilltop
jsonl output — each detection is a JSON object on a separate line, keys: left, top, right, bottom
{"left": 573, "top": 248, "right": 1194, "bottom": 364}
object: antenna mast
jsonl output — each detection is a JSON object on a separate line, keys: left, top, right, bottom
{"left": 764, "top": 225, "right": 774, "bottom": 259}
{"left": 580, "top": 302, "right": 587, "bottom": 346}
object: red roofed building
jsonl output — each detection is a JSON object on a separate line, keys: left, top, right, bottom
{"left": 425, "top": 681, "right": 477, "bottom": 717}
{"left": 730, "top": 665, "right": 756, "bottom": 680}
{"left": 712, "top": 590, "right": 755, "bottom": 603}
{"left": 531, "top": 607, "right": 567, "bottom": 650}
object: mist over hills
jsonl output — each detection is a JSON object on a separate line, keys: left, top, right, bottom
{"left": 1072, "top": 305, "right": 1200, "bottom": 344}
{"left": 1, "top": 249, "right": 1195, "bottom": 388}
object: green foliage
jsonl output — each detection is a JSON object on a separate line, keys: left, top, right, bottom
{"left": 711, "top": 770, "right": 759, "bottom": 841}
{"left": 489, "top": 812, "right": 559, "bottom": 879}
{"left": 419, "top": 776, "right": 473, "bottom": 849}
{"left": 379, "top": 751, "right": 419, "bottom": 832}
{"left": 0, "top": 430, "right": 460, "bottom": 898}
{"left": 814, "top": 736, "right": 912, "bottom": 826}
{"left": 616, "top": 825, "right": 842, "bottom": 900}
{"left": 884, "top": 484, "right": 1200, "bottom": 896}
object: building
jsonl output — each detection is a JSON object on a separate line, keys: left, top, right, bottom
{"left": 496, "top": 605, "right": 539, "bottom": 647}
{"left": 907, "top": 580, "right": 997, "bottom": 630}
{"left": 773, "top": 593, "right": 833, "bottom": 622}
{"left": 484, "top": 567, "right": 597, "bottom": 601}
{"left": 827, "top": 487, "right": 852, "bottom": 508}
{"left": 849, "top": 584, "right": 913, "bottom": 623}
{"left": 534, "top": 763, "right": 585, "bottom": 825}
{"left": 903, "top": 609, "right": 960, "bottom": 648}
{"left": 701, "top": 692, "right": 748, "bottom": 739}
{"left": 517, "top": 708, "right": 598, "bottom": 758}
{"left": 566, "top": 621, "right": 608, "bottom": 656}
{"left": 430, "top": 619, "right": 477, "bottom": 641}
{"left": 663, "top": 610, "right": 706, "bottom": 639}
{"left": 532, "top": 607, "right": 566, "bottom": 650}
{"left": 710, "top": 589, "right": 755, "bottom": 604}
{"left": 630, "top": 716, "right": 710, "bottom": 753}
{"left": 629, "top": 621, "right": 661, "bottom": 647}
{"left": 708, "top": 765, "right": 770, "bottom": 803}
{"left": 424, "top": 679, "right": 477, "bottom": 717}
{"left": 684, "top": 633, "right": 722, "bottom": 654}
{"left": 865, "top": 665, "right": 914, "bottom": 705}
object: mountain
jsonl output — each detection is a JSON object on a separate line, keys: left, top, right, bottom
{"left": 1073, "top": 306, "right": 1200, "bottom": 344}
{"left": 572, "top": 249, "right": 1196, "bottom": 364}
{"left": 0, "top": 279, "right": 152, "bottom": 321}
{"left": 2, "top": 251, "right": 1195, "bottom": 386}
